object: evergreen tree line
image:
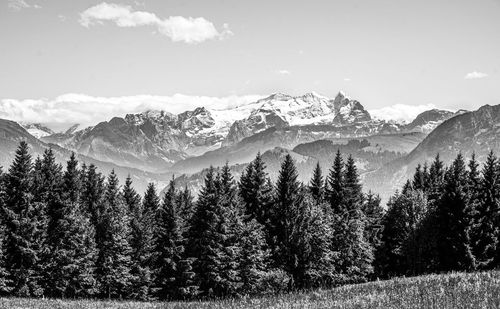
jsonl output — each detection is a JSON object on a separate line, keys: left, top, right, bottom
{"left": 377, "top": 152, "right": 500, "bottom": 278}
{"left": 0, "top": 141, "right": 384, "bottom": 300}
{"left": 4, "top": 142, "right": 499, "bottom": 300}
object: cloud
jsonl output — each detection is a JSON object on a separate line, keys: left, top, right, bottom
{"left": 79, "top": 2, "right": 232, "bottom": 44}
{"left": 464, "top": 71, "right": 488, "bottom": 80}
{"left": 276, "top": 70, "right": 291, "bottom": 75}
{"left": 343, "top": 78, "right": 351, "bottom": 82}
{"left": 0, "top": 93, "right": 263, "bottom": 130}
{"left": 369, "top": 103, "right": 439, "bottom": 123}
{"left": 7, "top": 0, "right": 41, "bottom": 11}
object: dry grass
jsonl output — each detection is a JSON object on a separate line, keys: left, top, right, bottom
{"left": 1, "top": 271, "right": 500, "bottom": 309}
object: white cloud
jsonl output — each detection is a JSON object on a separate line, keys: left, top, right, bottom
{"left": 464, "top": 71, "right": 488, "bottom": 80}
{"left": 369, "top": 103, "right": 439, "bottom": 123}
{"left": 7, "top": 0, "right": 41, "bottom": 11}
{"left": 79, "top": 2, "right": 232, "bottom": 44}
{"left": 0, "top": 93, "right": 262, "bottom": 130}
{"left": 276, "top": 70, "right": 291, "bottom": 75}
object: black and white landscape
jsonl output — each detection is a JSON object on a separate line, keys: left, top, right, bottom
{"left": 1, "top": 0, "right": 500, "bottom": 307}
{"left": 0, "top": 91, "right": 492, "bottom": 199}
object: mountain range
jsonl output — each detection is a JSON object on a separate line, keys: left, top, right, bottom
{"left": 1, "top": 91, "right": 497, "bottom": 202}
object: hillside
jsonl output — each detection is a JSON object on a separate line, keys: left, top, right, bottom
{"left": 365, "top": 104, "right": 500, "bottom": 199}
{"left": 0, "top": 118, "right": 172, "bottom": 193}
{"left": 1, "top": 271, "right": 498, "bottom": 308}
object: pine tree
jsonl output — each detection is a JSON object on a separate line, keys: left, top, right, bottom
{"left": 44, "top": 153, "right": 97, "bottom": 298}
{"left": 0, "top": 168, "right": 12, "bottom": 295}
{"left": 468, "top": 153, "right": 482, "bottom": 268}
{"left": 3, "top": 141, "right": 47, "bottom": 296}
{"left": 270, "top": 155, "right": 333, "bottom": 289}
{"left": 237, "top": 217, "right": 269, "bottom": 295}
{"left": 123, "top": 176, "right": 141, "bottom": 215}
{"left": 344, "top": 155, "right": 364, "bottom": 211}
{"left": 288, "top": 190, "right": 333, "bottom": 288}
{"left": 401, "top": 180, "right": 413, "bottom": 194}
{"left": 186, "top": 166, "right": 225, "bottom": 297}
{"left": 271, "top": 154, "right": 300, "bottom": 268}
{"left": 80, "top": 164, "right": 105, "bottom": 231}
{"left": 124, "top": 177, "right": 153, "bottom": 300}
{"left": 474, "top": 151, "right": 500, "bottom": 269}
{"left": 176, "top": 185, "right": 194, "bottom": 224}
{"left": 467, "top": 153, "right": 481, "bottom": 215}
{"left": 309, "top": 162, "right": 324, "bottom": 204}
{"left": 376, "top": 190, "right": 428, "bottom": 277}
{"left": 326, "top": 150, "right": 344, "bottom": 213}
{"left": 38, "top": 149, "right": 64, "bottom": 295}
{"left": 239, "top": 152, "right": 273, "bottom": 225}
{"left": 437, "top": 153, "right": 475, "bottom": 271}
{"left": 98, "top": 171, "right": 133, "bottom": 299}
{"left": 332, "top": 155, "right": 373, "bottom": 284}
{"left": 143, "top": 183, "right": 160, "bottom": 215}
{"left": 216, "top": 164, "right": 243, "bottom": 296}
{"left": 152, "top": 178, "right": 187, "bottom": 300}
{"left": 362, "top": 192, "right": 384, "bottom": 251}
{"left": 410, "top": 162, "right": 430, "bottom": 192}
{"left": 417, "top": 153, "right": 445, "bottom": 273}
{"left": 271, "top": 154, "right": 333, "bottom": 289}
{"left": 428, "top": 154, "right": 445, "bottom": 205}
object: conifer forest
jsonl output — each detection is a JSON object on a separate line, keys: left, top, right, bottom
{"left": 0, "top": 141, "right": 499, "bottom": 301}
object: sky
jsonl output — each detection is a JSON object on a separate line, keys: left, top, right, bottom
{"left": 1, "top": 0, "right": 500, "bottom": 129}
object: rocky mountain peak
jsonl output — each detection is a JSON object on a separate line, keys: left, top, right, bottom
{"left": 21, "top": 123, "right": 55, "bottom": 138}
{"left": 64, "top": 124, "right": 80, "bottom": 135}
{"left": 406, "top": 109, "right": 455, "bottom": 133}
{"left": 260, "top": 93, "right": 293, "bottom": 102}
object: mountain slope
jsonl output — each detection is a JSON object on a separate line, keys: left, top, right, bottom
{"left": 365, "top": 104, "right": 500, "bottom": 200}
{"left": 168, "top": 132, "right": 425, "bottom": 197}
{"left": 407, "top": 104, "right": 500, "bottom": 162}
{"left": 0, "top": 118, "right": 172, "bottom": 194}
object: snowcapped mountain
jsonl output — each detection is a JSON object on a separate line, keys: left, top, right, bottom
{"left": 1, "top": 91, "right": 485, "bottom": 203}
{"left": 223, "top": 91, "right": 371, "bottom": 145}
{"left": 37, "top": 90, "right": 459, "bottom": 175}
{"left": 21, "top": 123, "right": 55, "bottom": 138}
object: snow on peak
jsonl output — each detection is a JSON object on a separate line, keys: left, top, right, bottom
{"left": 21, "top": 123, "right": 54, "bottom": 139}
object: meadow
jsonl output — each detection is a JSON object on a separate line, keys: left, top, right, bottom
{"left": 1, "top": 271, "right": 499, "bottom": 309}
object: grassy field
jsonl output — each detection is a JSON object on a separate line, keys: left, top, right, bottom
{"left": 1, "top": 271, "right": 500, "bottom": 309}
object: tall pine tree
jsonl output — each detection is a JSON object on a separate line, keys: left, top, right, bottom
{"left": 3, "top": 141, "right": 47, "bottom": 296}
{"left": 125, "top": 177, "right": 153, "bottom": 300}
{"left": 332, "top": 155, "right": 373, "bottom": 284}
{"left": 309, "top": 162, "right": 324, "bottom": 204}
{"left": 44, "top": 153, "right": 97, "bottom": 298}
{"left": 0, "top": 168, "right": 11, "bottom": 295}
{"left": 239, "top": 152, "right": 273, "bottom": 226}
{"left": 152, "top": 178, "right": 192, "bottom": 299}
{"left": 97, "top": 171, "right": 134, "bottom": 299}
{"left": 186, "top": 166, "right": 226, "bottom": 297}
{"left": 474, "top": 151, "right": 500, "bottom": 269}
{"left": 326, "top": 150, "right": 344, "bottom": 213}
{"left": 437, "top": 153, "right": 475, "bottom": 271}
